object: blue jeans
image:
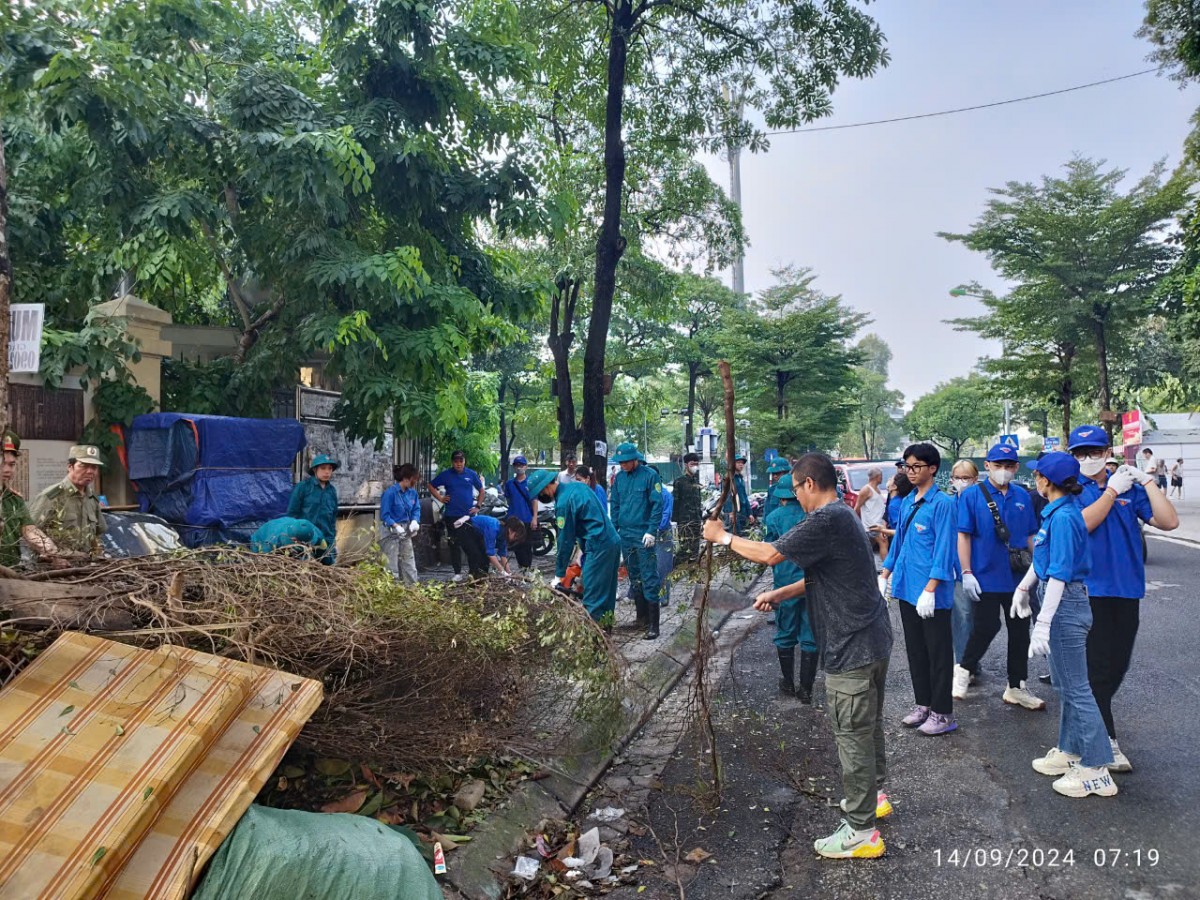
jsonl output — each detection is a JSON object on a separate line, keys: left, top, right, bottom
{"left": 1043, "top": 581, "right": 1113, "bottom": 768}
{"left": 952, "top": 581, "right": 973, "bottom": 665}
{"left": 655, "top": 529, "right": 674, "bottom": 605}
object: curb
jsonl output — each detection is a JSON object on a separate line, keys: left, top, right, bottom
{"left": 444, "top": 568, "right": 763, "bottom": 900}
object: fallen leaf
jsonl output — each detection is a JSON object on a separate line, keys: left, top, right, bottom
{"left": 430, "top": 831, "right": 471, "bottom": 851}
{"left": 68, "top": 681, "right": 81, "bottom": 689}
{"left": 90, "top": 847, "right": 107, "bottom": 867}
{"left": 59, "top": 705, "right": 75, "bottom": 717}
{"left": 115, "top": 725, "right": 125, "bottom": 736}
{"left": 358, "top": 791, "right": 385, "bottom": 818}
{"left": 321, "top": 790, "right": 367, "bottom": 814}
{"left": 684, "top": 848, "right": 711, "bottom": 864}
{"left": 277, "top": 776, "right": 288, "bottom": 791}
{"left": 375, "top": 806, "right": 406, "bottom": 826}
{"left": 142, "top": 786, "right": 154, "bottom": 802}
{"left": 360, "top": 764, "right": 383, "bottom": 789}
{"left": 251, "top": 725, "right": 261, "bottom": 734}
{"left": 315, "top": 757, "right": 352, "bottom": 777}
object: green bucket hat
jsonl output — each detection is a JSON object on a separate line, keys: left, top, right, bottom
{"left": 526, "top": 468, "right": 558, "bottom": 498}
{"left": 772, "top": 474, "right": 795, "bottom": 500}
{"left": 611, "top": 442, "right": 640, "bottom": 463}
{"left": 767, "top": 457, "right": 790, "bottom": 475}
{"left": 309, "top": 453, "right": 340, "bottom": 473}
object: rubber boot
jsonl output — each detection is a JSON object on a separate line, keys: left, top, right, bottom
{"left": 777, "top": 648, "right": 796, "bottom": 696}
{"left": 632, "top": 597, "right": 649, "bottom": 630}
{"left": 797, "top": 651, "right": 818, "bottom": 705}
{"left": 644, "top": 602, "right": 660, "bottom": 640}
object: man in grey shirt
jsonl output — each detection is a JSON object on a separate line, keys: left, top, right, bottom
{"left": 704, "top": 452, "right": 893, "bottom": 861}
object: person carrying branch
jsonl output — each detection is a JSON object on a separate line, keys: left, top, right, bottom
{"left": 609, "top": 442, "right": 665, "bottom": 639}
{"left": 525, "top": 469, "right": 620, "bottom": 626}
{"left": 762, "top": 475, "right": 819, "bottom": 703}
{"left": 704, "top": 453, "right": 892, "bottom": 859}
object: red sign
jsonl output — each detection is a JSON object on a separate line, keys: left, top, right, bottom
{"left": 1121, "top": 410, "right": 1142, "bottom": 446}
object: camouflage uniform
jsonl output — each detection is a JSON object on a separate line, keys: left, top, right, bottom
{"left": 29, "top": 478, "right": 106, "bottom": 556}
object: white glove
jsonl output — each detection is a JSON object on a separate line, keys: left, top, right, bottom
{"left": 408, "top": 520, "right": 421, "bottom": 535}
{"left": 642, "top": 533, "right": 656, "bottom": 548}
{"left": 1010, "top": 587, "right": 1032, "bottom": 619}
{"left": 392, "top": 524, "right": 404, "bottom": 536}
{"left": 877, "top": 573, "right": 890, "bottom": 599}
{"left": 1028, "top": 620, "right": 1051, "bottom": 657}
{"left": 1105, "top": 468, "right": 1135, "bottom": 495}
{"left": 1118, "top": 463, "right": 1153, "bottom": 486}
{"left": 916, "top": 590, "right": 936, "bottom": 619}
{"left": 453, "top": 515, "right": 471, "bottom": 528}
{"left": 961, "top": 573, "right": 982, "bottom": 602}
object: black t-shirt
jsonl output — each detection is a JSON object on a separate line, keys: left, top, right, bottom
{"left": 771, "top": 500, "right": 893, "bottom": 674}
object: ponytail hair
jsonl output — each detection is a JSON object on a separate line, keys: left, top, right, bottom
{"left": 1057, "top": 476, "right": 1084, "bottom": 496}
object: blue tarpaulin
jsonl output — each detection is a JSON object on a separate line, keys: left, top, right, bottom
{"left": 128, "top": 414, "right": 307, "bottom": 547}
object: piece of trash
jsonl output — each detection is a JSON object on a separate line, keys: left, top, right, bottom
{"left": 563, "top": 857, "right": 585, "bottom": 869}
{"left": 684, "top": 847, "right": 712, "bottom": 863}
{"left": 577, "top": 827, "right": 601, "bottom": 866}
{"left": 576, "top": 880, "right": 595, "bottom": 890}
{"left": 433, "top": 843, "right": 447, "bottom": 875}
{"left": 737, "top": 614, "right": 755, "bottom": 619}
{"left": 620, "top": 864, "right": 640, "bottom": 875}
{"left": 589, "top": 806, "right": 625, "bottom": 822}
{"left": 511, "top": 856, "right": 539, "bottom": 881}
{"left": 592, "top": 846, "right": 614, "bottom": 879}
{"left": 536, "top": 834, "right": 551, "bottom": 858}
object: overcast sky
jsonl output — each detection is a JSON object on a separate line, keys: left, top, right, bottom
{"left": 702, "top": 0, "right": 1198, "bottom": 407}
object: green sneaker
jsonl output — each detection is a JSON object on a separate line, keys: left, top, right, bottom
{"left": 813, "top": 818, "right": 886, "bottom": 859}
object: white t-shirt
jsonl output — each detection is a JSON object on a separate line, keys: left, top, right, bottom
{"left": 557, "top": 470, "right": 576, "bottom": 484}
{"left": 1143, "top": 455, "right": 1160, "bottom": 474}
{"left": 858, "top": 485, "right": 886, "bottom": 529}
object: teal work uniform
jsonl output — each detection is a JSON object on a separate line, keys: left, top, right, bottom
{"left": 764, "top": 502, "right": 816, "bottom": 654}
{"left": 251, "top": 517, "right": 328, "bottom": 555}
{"left": 554, "top": 482, "right": 621, "bottom": 621}
{"left": 762, "top": 459, "right": 791, "bottom": 521}
{"left": 722, "top": 472, "right": 751, "bottom": 533}
{"left": 286, "top": 476, "right": 339, "bottom": 564}
{"left": 609, "top": 462, "right": 665, "bottom": 606}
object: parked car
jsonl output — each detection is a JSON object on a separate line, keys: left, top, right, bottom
{"left": 833, "top": 462, "right": 881, "bottom": 509}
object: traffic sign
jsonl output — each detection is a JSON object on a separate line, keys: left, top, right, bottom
{"left": 999, "top": 434, "right": 1020, "bottom": 450}
{"left": 764, "top": 448, "right": 779, "bottom": 461}
{"left": 1043, "top": 437, "right": 1061, "bottom": 452}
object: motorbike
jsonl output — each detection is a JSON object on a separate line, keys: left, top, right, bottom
{"left": 530, "top": 507, "right": 557, "bottom": 556}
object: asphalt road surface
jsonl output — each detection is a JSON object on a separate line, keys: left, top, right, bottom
{"left": 611, "top": 535, "right": 1199, "bottom": 900}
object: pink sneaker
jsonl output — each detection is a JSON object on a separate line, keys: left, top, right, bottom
{"left": 917, "top": 711, "right": 958, "bottom": 736}
{"left": 901, "top": 705, "right": 930, "bottom": 727}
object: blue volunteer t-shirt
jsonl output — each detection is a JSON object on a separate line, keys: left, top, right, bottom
{"left": 1077, "top": 477, "right": 1153, "bottom": 599}
{"left": 1033, "top": 496, "right": 1091, "bottom": 584}
{"left": 881, "top": 485, "right": 958, "bottom": 609}
{"left": 886, "top": 495, "right": 903, "bottom": 529}
{"left": 503, "top": 476, "right": 535, "bottom": 523}
{"left": 431, "top": 467, "right": 483, "bottom": 519}
{"left": 957, "top": 481, "right": 1039, "bottom": 592}
{"left": 472, "top": 514, "right": 507, "bottom": 558}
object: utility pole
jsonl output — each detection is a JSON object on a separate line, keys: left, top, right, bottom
{"left": 721, "top": 83, "right": 745, "bottom": 297}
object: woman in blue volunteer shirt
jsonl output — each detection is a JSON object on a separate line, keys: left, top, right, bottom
{"left": 880, "top": 443, "right": 959, "bottom": 736}
{"left": 1066, "top": 425, "right": 1178, "bottom": 773}
{"left": 503, "top": 456, "right": 537, "bottom": 571}
{"left": 1011, "top": 452, "right": 1116, "bottom": 799}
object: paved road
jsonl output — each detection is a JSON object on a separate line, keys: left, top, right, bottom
{"left": 599, "top": 535, "right": 1199, "bottom": 900}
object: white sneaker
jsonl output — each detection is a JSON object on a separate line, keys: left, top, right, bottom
{"left": 1002, "top": 682, "right": 1047, "bottom": 711}
{"left": 451, "top": 574, "right": 467, "bottom": 583}
{"left": 1032, "top": 747, "right": 1080, "bottom": 776}
{"left": 1052, "top": 762, "right": 1118, "bottom": 798}
{"left": 1109, "top": 739, "right": 1133, "bottom": 773}
{"left": 951, "top": 665, "right": 971, "bottom": 700}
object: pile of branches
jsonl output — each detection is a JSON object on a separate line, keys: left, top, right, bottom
{"left": 0, "top": 550, "right": 622, "bottom": 772}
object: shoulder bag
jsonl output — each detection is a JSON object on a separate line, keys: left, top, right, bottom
{"left": 980, "top": 481, "right": 1032, "bottom": 574}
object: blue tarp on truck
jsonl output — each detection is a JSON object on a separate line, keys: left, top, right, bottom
{"left": 128, "top": 413, "right": 307, "bottom": 547}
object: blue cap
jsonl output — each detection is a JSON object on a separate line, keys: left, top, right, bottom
{"left": 1067, "top": 425, "right": 1108, "bottom": 451}
{"left": 985, "top": 443, "right": 1019, "bottom": 463}
{"left": 512, "top": 455, "right": 528, "bottom": 466}
{"left": 1026, "top": 451, "right": 1080, "bottom": 487}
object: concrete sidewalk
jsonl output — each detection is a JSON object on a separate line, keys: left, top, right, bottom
{"left": 1149, "top": 495, "right": 1197, "bottom": 543}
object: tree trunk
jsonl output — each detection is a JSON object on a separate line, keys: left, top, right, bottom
{"left": 548, "top": 276, "right": 581, "bottom": 460}
{"left": 498, "top": 378, "right": 509, "bottom": 483}
{"left": 1091, "top": 308, "right": 1113, "bottom": 442}
{"left": 0, "top": 123, "right": 11, "bottom": 440}
{"left": 776, "top": 372, "right": 785, "bottom": 420}
{"left": 685, "top": 360, "right": 699, "bottom": 449}
{"left": 582, "top": 0, "right": 633, "bottom": 474}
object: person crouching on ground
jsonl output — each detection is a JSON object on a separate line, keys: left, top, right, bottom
{"left": 880, "top": 443, "right": 958, "bottom": 736}
{"left": 1012, "top": 451, "right": 1117, "bottom": 798}
{"left": 704, "top": 453, "right": 892, "bottom": 860}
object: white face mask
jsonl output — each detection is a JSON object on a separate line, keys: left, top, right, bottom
{"left": 951, "top": 478, "right": 973, "bottom": 493}
{"left": 1078, "top": 457, "right": 1107, "bottom": 478}
{"left": 989, "top": 468, "right": 1015, "bottom": 487}
{"left": 687, "top": 464, "right": 699, "bottom": 474}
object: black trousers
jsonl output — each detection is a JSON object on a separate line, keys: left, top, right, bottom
{"left": 511, "top": 528, "right": 533, "bottom": 568}
{"left": 961, "top": 591, "right": 1031, "bottom": 688}
{"left": 448, "top": 519, "right": 489, "bottom": 576}
{"left": 1086, "top": 595, "right": 1140, "bottom": 739}
{"left": 899, "top": 601, "right": 954, "bottom": 715}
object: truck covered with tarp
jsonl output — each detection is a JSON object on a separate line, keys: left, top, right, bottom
{"left": 128, "top": 413, "right": 307, "bottom": 547}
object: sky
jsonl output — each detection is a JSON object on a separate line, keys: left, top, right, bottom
{"left": 702, "top": 0, "right": 1198, "bottom": 407}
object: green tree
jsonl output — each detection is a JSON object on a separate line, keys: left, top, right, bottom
{"left": 522, "top": 0, "right": 888, "bottom": 471}
{"left": 941, "top": 157, "right": 1190, "bottom": 440}
{"left": 904, "top": 375, "right": 1003, "bottom": 460}
{"left": 2, "top": 0, "right": 545, "bottom": 443}
{"left": 839, "top": 334, "right": 903, "bottom": 458}
{"left": 671, "top": 272, "right": 744, "bottom": 449}
{"left": 720, "top": 266, "right": 866, "bottom": 454}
